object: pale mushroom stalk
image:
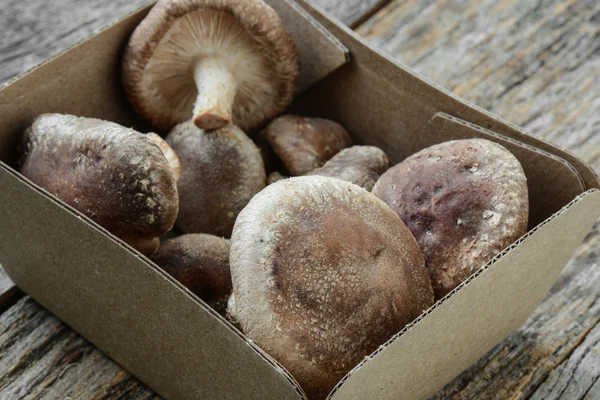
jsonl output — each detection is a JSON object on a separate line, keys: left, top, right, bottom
{"left": 122, "top": 0, "right": 299, "bottom": 133}
{"left": 192, "top": 56, "right": 238, "bottom": 131}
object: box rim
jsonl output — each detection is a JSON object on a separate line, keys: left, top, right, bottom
{"left": 294, "top": 0, "right": 600, "bottom": 191}
{"left": 0, "top": 1, "right": 598, "bottom": 398}
{"left": 328, "top": 187, "right": 600, "bottom": 398}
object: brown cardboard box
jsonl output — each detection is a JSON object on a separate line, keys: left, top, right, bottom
{"left": 1, "top": 1, "right": 599, "bottom": 399}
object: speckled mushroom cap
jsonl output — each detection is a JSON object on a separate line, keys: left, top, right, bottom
{"left": 372, "top": 138, "right": 529, "bottom": 299}
{"left": 166, "top": 120, "right": 266, "bottom": 237}
{"left": 122, "top": 0, "right": 299, "bottom": 132}
{"left": 230, "top": 176, "right": 434, "bottom": 399}
{"left": 151, "top": 233, "right": 231, "bottom": 314}
{"left": 305, "top": 145, "right": 390, "bottom": 191}
{"left": 19, "top": 114, "right": 179, "bottom": 255}
{"left": 263, "top": 115, "right": 353, "bottom": 175}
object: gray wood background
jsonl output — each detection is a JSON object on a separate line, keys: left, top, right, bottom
{"left": 1, "top": 0, "right": 599, "bottom": 398}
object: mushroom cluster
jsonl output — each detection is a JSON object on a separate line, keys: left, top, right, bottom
{"left": 18, "top": 0, "right": 530, "bottom": 399}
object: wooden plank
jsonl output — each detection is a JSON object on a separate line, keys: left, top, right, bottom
{"left": 0, "top": 297, "right": 158, "bottom": 399}
{"left": 0, "top": 0, "right": 599, "bottom": 399}
{"left": 357, "top": 0, "right": 600, "bottom": 398}
{"left": 357, "top": 0, "right": 600, "bottom": 175}
{"left": 0, "top": 0, "right": 377, "bottom": 302}
{"left": 0, "top": 0, "right": 381, "bottom": 86}
{"left": 306, "top": 0, "right": 390, "bottom": 28}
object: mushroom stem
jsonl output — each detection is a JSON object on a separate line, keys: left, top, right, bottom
{"left": 192, "top": 57, "right": 237, "bottom": 131}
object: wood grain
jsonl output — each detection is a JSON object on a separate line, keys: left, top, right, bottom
{"left": 357, "top": 0, "right": 600, "bottom": 398}
{"left": 306, "top": 0, "right": 390, "bottom": 28}
{"left": 0, "top": 0, "right": 400, "bottom": 398}
{"left": 357, "top": 0, "right": 600, "bottom": 175}
{"left": 0, "top": 0, "right": 381, "bottom": 299}
{"left": 0, "top": 297, "right": 158, "bottom": 399}
{"left": 0, "top": 0, "right": 599, "bottom": 399}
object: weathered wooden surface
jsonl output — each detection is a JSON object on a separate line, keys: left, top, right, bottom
{"left": 0, "top": 0, "right": 599, "bottom": 399}
{"left": 307, "top": 0, "right": 390, "bottom": 27}
{"left": 0, "top": 297, "right": 158, "bottom": 399}
{"left": 0, "top": 0, "right": 378, "bottom": 299}
{"left": 358, "top": 0, "right": 600, "bottom": 174}
{"left": 357, "top": 0, "right": 600, "bottom": 398}
{"left": 0, "top": 0, "right": 402, "bottom": 398}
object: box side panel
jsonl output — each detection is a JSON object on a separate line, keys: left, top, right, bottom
{"left": 269, "top": 0, "right": 349, "bottom": 92}
{"left": 0, "top": 165, "right": 305, "bottom": 400}
{"left": 0, "top": 0, "right": 348, "bottom": 167}
{"left": 430, "top": 113, "right": 585, "bottom": 227}
{"left": 292, "top": 0, "right": 600, "bottom": 192}
{"left": 0, "top": 8, "right": 149, "bottom": 167}
{"left": 329, "top": 190, "right": 600, "bottom": 400}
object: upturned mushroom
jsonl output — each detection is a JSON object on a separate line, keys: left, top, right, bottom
{"left": 263, "top": 115, "right": 353, "bottom": 175}
{"left": 372, "top": 139, "right": 529, "bottom": 299}
{"left": 230, "top": 176, "right": 434, "bottom": 399}
{"left": 166, "top": 120, "right": 266, "bottom": 237}
{"left": 19, "top": 114, "right": 179, "bottom": 255}
{"left": 122, "top": 0, "right": 300, "bottom": 132}
{"left": 305, "top": 145, "right": 390, "bottom": 191}
{"left": 151, "top": 234, "right": 231, "bottom": 314}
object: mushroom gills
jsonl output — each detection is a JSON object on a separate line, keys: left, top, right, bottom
{"left": 142, "top": 9, "right": 279, "bottom": 131}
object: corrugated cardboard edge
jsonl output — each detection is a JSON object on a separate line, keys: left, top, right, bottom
{"left": 328, "top": 189, "right": 600, "bottom": 399}
{"left": 0, "top": 162, "right": 308, "bottom": 400}
{"left": 293, "top": 0, "right": 600, "bottom": 191}
{"left": 0, "top": 1, "right": 598, "bottom": 399}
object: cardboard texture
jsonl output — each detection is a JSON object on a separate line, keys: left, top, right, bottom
{"left": 0, "top": 166, "right": 305, "bottom": 400}
{"left": 331, "top": 189, "right": 600, "bottom": 400}
{"left": 0, "top": 1, "right": 348, "bottom": 167}
{"left": 1, "top": 1, "right": 599, "bottom": 400}
{"left": 293, "top": 0, "right": 600, "bottom": 192}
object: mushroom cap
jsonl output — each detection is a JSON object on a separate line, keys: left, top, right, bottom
{"left": 372, "top": 139, "right": 529, "bottom": 299}
{"left": 122, "top": 0, "right": 299, "bottom": 132}
{"left": 226, "top": 292, "right": 241, "bottom": 328}
{"left": 264, "top": 115, "right": 353, "bottom": 175}
{"left": 230, "top": 176, "right": 434, "bottom": 399}
{"left": 151, "top": 233, "right": 231, "bottom": 314}
{"left": 19, "top": 114, "right": 179, "bottom": 255}
{"left": 146, "top": 132, "right": 182, "bottom": 181}
{"left": 305, "top": 145, "right": 390, "bottom": 191}
{"left": 267, "top": 171, "right": 288, "bottom": 185}
{"left": 166, "top": 121, "right": 266, "bottom": 237}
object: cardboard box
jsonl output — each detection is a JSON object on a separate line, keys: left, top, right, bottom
{"left": 1, "top": 1, "right": 599, "bottom": 399}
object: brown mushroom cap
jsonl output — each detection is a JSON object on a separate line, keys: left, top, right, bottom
{"left": 267, "top": 171, "right": 288, "bottom": 185}
{"left": 305, "top": 145, "right": 390, "bottom": 191}
{"left": 122, "top": 0, "right": 299, "bottom": 132}
{"left": 166, "top": 121, "right": 266, "bottom": 237}
{"left": 372, "top": 138, "right": 529, "bottom": 299}
{"left": 19, "top": 114, "right": 179, "bottom": 255}
{"left": 151, "top": 233, "right": 231, "bottom": 314}
{"left": 230, "top": 176, "right": 434, "bottom": 399}
{"left": 264, "top": 115, "right": 353, "bottom": 175}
